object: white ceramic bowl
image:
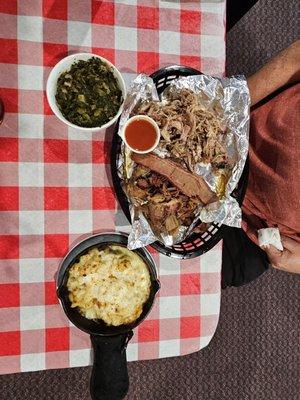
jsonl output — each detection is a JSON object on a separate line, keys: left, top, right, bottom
{"left": 46, "top": 53, "right": 126, "bottom": 132}
{"left": 122, "top": 115, "right": 161, "bottom": 154}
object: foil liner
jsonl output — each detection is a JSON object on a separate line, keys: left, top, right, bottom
{"left": 117, "top": 74, "right": 250, "bottom": 249}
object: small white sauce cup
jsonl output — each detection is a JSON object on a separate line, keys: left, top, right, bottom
{"left": 122, "top": 115, "right": 160, "bottom": 154}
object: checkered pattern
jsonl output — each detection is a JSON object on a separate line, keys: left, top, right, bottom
{"left": 0, "top": 0, "right": 225, "bottom": 374}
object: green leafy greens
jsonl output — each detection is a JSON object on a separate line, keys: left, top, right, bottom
{"left": 56, "top": 57, "right": 123, "bottom": 128}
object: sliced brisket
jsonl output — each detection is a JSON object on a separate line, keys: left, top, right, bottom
{"left": 131, "top": 153, "right": 217, "bottom": 205}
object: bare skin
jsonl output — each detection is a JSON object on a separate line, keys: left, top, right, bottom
{"left": 247, "top": 39, "right": 300, "bottom": 106}
{"left": 246, "top": 40, "right": 300, "bottom": 274}
{"left": 264, "top": 236, "right": 300, "bottom": 275}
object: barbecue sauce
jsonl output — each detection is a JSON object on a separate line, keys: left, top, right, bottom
{"left": 125, "top": 118, "right": 158, "bottom": 152}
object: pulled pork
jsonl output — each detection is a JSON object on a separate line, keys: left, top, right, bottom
{"left": 134, "top": 89, "right": 229, "bottom": 171}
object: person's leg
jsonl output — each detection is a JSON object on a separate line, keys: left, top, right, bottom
{"left": 227, "top": 0, "right": 259, "bottom": 31}
{"left": 222, "top": 226, "right": 268, "bottom": 288}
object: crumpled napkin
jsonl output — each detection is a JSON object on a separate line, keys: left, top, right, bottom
{"left": 258, "top": 227, "right": 283, "bottom": 251}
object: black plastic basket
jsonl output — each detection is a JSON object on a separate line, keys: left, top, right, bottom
{"left": 111, "top": 65, "right": 249, "bottom": 259}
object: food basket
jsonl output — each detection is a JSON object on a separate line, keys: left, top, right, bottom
{"left": 111, "top": 66, "right": 249, "bottom": 259}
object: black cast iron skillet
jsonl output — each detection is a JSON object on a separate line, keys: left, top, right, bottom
{"left": 57, "top": 233, "right": 160, "bottom": 400}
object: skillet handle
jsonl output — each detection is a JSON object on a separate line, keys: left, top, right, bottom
{"left": 90, "top": 331, "right": 133, "bottom": 400}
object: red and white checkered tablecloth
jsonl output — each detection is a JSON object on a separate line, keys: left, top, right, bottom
{"left": 0, "top": 0, "right": 225, "bottom": 374}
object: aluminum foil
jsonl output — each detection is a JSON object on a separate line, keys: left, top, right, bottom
{"left": 117, "top": 73, "right": 250, "bottom": 249}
